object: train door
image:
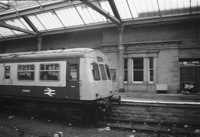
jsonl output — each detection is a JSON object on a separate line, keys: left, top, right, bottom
{"left": 0, "top": 64, "right": 3, "bottom": 85}
{"left": 3, "top": 64, "right": 13, "bottom": 85}
{"left": 67, "top": 59, "right": 80, "bottom": 100}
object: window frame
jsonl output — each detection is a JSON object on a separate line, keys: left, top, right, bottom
{"left": 105, "top": 64, "right": 111, "bottom": 80}
{"left": 69, "top": 64, "right": 79, "bottom": 81}
{"left": 17, "top": 64, "right": 35, "bottom": 81}
{"left": 148, "top": 57, "right": 154, "bottom": 83}
{"left": 124, "top": 58, "right": 128, "bottom": 83}
{"left": 132, "top": 58, "right": 144, "bottom": 83}
{"left": 91, "top": 62, "right": 101, "bottom": 81}
{"left": 99, "top": 64, "right": 107, "bottom": 80}
{"left": 39, "top": 63, "right": 60, "bottom": 81}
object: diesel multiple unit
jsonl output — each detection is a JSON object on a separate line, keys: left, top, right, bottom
{"left": 0, "top": 48, "right": 116, "bottom": 122}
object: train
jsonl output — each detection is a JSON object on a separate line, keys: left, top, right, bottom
{"left": 0, "top": 48, "right": 120, "bottom": 122}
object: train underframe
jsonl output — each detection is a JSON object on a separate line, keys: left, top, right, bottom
{"left": 0, "top": 96, "right": 120, "bottom": 123}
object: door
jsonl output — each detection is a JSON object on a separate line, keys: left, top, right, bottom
{"left": 180, "top": 66, "right": 200, "bottom": 93}
{"left": 0, "top": 64, "right": 3, "bottom": 85}
{"left": 3, "top": 64, "right": 13, "bottom": 85}
{"left": 67, "top": 59, "right": 80, "bottom": 100}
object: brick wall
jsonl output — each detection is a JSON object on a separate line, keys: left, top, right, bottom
{"left": 0, "top": 20, "right": 199, "bottom": 93}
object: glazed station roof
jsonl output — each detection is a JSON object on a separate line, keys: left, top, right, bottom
{"left": 0, "top": 0, "right": 200, "bottom": 41}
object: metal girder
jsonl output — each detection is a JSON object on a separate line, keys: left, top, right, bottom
{"left": 22, "top": 15, "right": 40, "bottom": 34}
{"left": 0, "top": 2, "right": 9, "bottom": 10}
{"left": 108, "top": 0, "right": 121, "bottom": 21}
{"left": 0, "top": 22, "right": 37, "bottom": 35}
{"left": 80, "top": 0, "right": 122, "bottom": 26}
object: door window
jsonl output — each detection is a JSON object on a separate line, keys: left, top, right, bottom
{"left": 5, "top": 66, "right": 10, "bottom": 79}
{"left": 69, "top": 64, "right": 78, "bottom": 81}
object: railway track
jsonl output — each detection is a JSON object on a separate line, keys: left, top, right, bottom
{"left": 104, "top": 118, "right": 200, "bottom": 137}
{"left": 1, "top": 101, "right": 200, "bottom": 137}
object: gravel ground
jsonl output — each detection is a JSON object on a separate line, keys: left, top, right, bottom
{"left": 0, "top": 112, "right": 157, "bottom": 137}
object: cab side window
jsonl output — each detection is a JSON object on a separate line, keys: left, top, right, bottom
{"left": 91, "top": 62, "right": 100, "bottom": 81}
{"left": 18, "top": 64, "right": 35, "bottom": 80}
{"left": 105, "top": 64, "right": 111, "bottom": 80}
{"left": 99, "top": 64, "right": 107, "bottom": 80}
{"left": 40, "top": 64, "right": 60, "bottom": 81}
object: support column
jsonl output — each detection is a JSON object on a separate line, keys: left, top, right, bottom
{"left": 128, "top": 58, "right": 132, "bottom": 84}
{"left": 118, "top": 26, "right": 124, "bottom": 93}
{"left": 144, "top": 57, "right": 148, "bottom": 83}
{"left": 37, "top": 35, "right": 42, "bottom": 51}
{"left": 154, "top": 57, "right": 158, "bottom": 83}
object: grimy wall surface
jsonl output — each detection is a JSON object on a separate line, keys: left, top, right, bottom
{"left": 0, "top": 20, "right": 200, "bottom": 93}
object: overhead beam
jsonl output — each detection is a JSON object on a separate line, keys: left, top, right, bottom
{"left": 80, "top": 0, "right": 122, "bottom": 26}
{"left": 0, "top": 2, "right": 9, "bottom": 9}
{"left": 108, "top": 0, "right": 121, "bottom": 21}
{"left": 0, "top": 22, "right": 37, "bottom": 35}
{"left": 22, "top": 15, "right": 40, "bottom": 34}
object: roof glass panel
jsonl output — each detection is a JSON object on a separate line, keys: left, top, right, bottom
{"left": 100, "top": 1, "right": 114, "bottom": 17}
{"left": 158, "top": 0, "right": 190, "bottom": 16}
{"left": 5, "top": 18, "right": 33, "bottom": 31}
{"left": 113, "top": 0, "right": 132, "bottom": 19}
{"left": 28, "top": 15, "right": 46, "bottom": 31}
{"left": 127, "top": 0, "right": 159, "bottom": 18}
{"left": 76, "top": 4, "right": 107, "bottom": 24}
{"left": 55, "top": 7, "right": 84, "bottom": 27}
{"left": 5, "top": 19, "right": 24, "bottom": 34}
{"left": 36, "top": 11, "right": 64, "bottom": 30}
{"left": 191, "top": 0, "right": 200, "bottom": 13}
{"left": 0, "top": 27, "right": 16, "bottom": 37}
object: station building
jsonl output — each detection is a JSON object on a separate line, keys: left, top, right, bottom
{"left": 0, "top": 0, "right": 199, "bottom": 94}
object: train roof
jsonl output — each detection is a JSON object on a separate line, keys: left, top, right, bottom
{"left": 0, "top": 48, "right": 103, "bottom": 62}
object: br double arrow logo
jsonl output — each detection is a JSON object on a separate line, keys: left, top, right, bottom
{"left": 44, "top": 88, "right": 55, "bottom": 97}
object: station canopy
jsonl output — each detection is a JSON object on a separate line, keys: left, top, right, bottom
{"left": 0, "top": 0, "right": 200, "bottom": 41}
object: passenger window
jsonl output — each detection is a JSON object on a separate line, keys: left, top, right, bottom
{"left": 105, "top": 64, "right": 111, "bottom": 80}
{"left": 40, "top": 64, "right": 60, "bottom": 81}
{"left": 99, "top": 64, "right": 107, "bottom": 80}
{"left": 18, "top": 64, "right": 35, "bottom": 80}
{"left": 69, "top": 64, "right": 78, "bottom": 81}
{"left": 5, "top": 66, "right": 10, "bottom": 79}
{"left": 91, "top": 63, "right": 100, "bottom": 81}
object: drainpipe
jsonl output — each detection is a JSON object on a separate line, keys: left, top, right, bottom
{"left": 37, "top": 35, "right": 42, "bottom": 51}
{"left": 118, "top": 26, "right": 124, "bottom": 93}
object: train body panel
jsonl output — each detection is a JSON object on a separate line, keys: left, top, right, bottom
{"left": 79, "top": 56, "right": 112, "bottom": 100}
{"left": 0, "top": 48, "right": 113, "bottom": 102}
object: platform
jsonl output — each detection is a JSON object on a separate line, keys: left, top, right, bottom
{"left": 116, "top": 92, "right": 200, "bottom": 105}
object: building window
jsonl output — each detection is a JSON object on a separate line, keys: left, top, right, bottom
{"left": 124, "top": 58, "right": 128, "bottom": 82}
{"left": 99, "top": 64, "right": 107, "bottom": 80}
{"left": 133, "top": 58, "right": 143, "bottom": 82}
{"left": 110, "top": 69, "right": 116, "bottom": 81}
{"left": 18, "top": 64, "right": 35, "bottom": 80}
{"left": 40, "top": 64, "right": 60, "bottom": 81}
{"left": 149, "top": 57, "right": 154, "bottom": 82}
